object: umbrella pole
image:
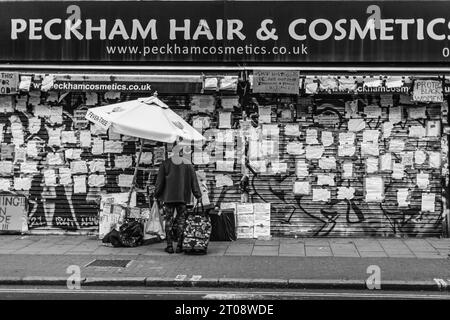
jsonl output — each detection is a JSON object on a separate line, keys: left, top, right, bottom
{"left": 127, "top": 138, "right": 144, "bottom": 208}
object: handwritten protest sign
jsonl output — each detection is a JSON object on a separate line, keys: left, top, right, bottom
{"left": 413, "top": 80, "right": 443, "bottom": 103}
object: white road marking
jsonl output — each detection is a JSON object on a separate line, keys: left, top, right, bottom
{"left": 0, "top": 288, "right": 448, "bottom": 299}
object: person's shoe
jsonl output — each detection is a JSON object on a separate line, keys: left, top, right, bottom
{"left": 175, "top": 246, "right": 183, "bottom": 253}
{"left": 165, "top": 246, "right": 174, "bottom": 254}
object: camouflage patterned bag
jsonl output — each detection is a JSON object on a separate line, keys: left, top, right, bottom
{"left": 182, "top": 202, "right": 211, "bottom": 254}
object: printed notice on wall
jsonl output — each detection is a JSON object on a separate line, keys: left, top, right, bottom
{"left": 0, "top": 194, "right": 27, "bottom": 233}
{"left": 413, "top": 80, "right": 443, "bottom": 103}
{"left": 365, "top": 176, "right": 384, "bottom": 202}
{"left": 253, "top": 70, "right": 300, "bottom": 94}
{"left": 337, "top": 187, "right": 355, "bottom": 200}
{"left": 421, "top": 193, "right": 435, "bottom": 212}
{"left": 397, "top": 188, "right": 410, "bottom": 207}
{"left": 312, "top": 188, "right": 331, "bottom": 202}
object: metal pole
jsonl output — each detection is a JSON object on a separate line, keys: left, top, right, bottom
{"left": 126, "top": 138, "right": 144, "bottom": 208}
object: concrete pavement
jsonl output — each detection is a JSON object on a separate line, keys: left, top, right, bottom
{"left": 0, "top": 235, "right": 449, "bottom": 291}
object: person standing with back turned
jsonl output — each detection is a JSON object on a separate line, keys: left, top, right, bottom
{"left": 154, "top": 144, "right": 202, "bottom": 254}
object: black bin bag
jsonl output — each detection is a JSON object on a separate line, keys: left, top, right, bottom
{"left": 210, "top": 209, "right": 236, "bottom": 241}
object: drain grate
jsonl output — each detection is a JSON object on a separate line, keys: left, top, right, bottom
{"left": 85, "top": 259, "right": 132, "bottom": 268}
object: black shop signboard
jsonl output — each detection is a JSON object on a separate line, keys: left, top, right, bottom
{"left": 0, "top": 1, "right": 450, "bottom": 64}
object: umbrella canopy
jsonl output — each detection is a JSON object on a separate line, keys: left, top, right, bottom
{"left": 85, "top": 96, "right": 205, "bottom": 143}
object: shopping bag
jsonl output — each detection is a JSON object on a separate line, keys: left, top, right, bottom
{"left": 144, "top": 201, "right": 166, "bottom": 239}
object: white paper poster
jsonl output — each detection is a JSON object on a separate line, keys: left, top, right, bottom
{"left": 13, "top": 177, "right": 31, "bottom": 191}
{"left": 382, "top": 122, "right": 394, "bottom": 139}
{"left": 428, "top": 152, "right": 441, "bottom": 168}
{"left": 47, "top": 152, "right": 64, "bottom": 165}
{"left": 219, "top": 111, "right": 232, "bottom": 128}
{"left": 401, "top": 151, "right": 414, "bottom": 167}
{"left": 0, "top": 161, "right": 13, "bottom": 175}
{"left": 306, "top": 129, "right": 319, "bottom": 144}
{"left": 365, "top": 176, "right": 384, "bottom": 202}
{"left": 237, "top": 203, "right": 254, "bottom": 214}
{"left": 366, "top": 157, "right": 379, "bottom": 173}
{"left": 270, "top": 161, "right": 288, "bottom": 174}
{"left": 47, "top": 128, "right": 62, "bottom": 147}
{"left": 426, "top": 121, "right": 440, "bottom": 137}
{"left": 79, "top": 131, "right": 92, "bottom": 148}
{"left": 317, "top": 174, "right": 335, "bottom": 186}
{"left": 70, "top": 160, "right": 88, "bottom": 174}
{"left": 342, "top": 162, "right": 353, "bottom": 178}
{"left": 408, "top": 106, "right": 427, "bottom": 119}
{"left": 416, "top": 173, "right": 430, "bottom": 189}
{"left": 338, "top": 145, "right": 356, "bottom": 157}
{"left": 65, "top": 149, "right": 82, "bottom": 160}
{"left": 293, "top": 181, "right": 310, "bottom": 195}
{"left": 339, "top": 132, "right": 355, "bottom": 145}
{"left": 88, "top": 160, "right": 106, "bottom": 173}
{"left": 421, "top": 193, "right": 436, "bottom": 212}
{"left": 409, "top": 126, "right": 426, "bottom": 138}
{"left": 389, "top": 106, "right": 403, "bottom": 123}
{"left": 114, "top": 155, "right": 132, "bottom": 169}
{"left": 216, "top": 160, "right": 234, "bottom": 171}
{"left": 345, "top": 100, "right": 358, "bottom": 118}
{"left": 262, "top": 124, "right": 279, "bottom": 137}
{"left": 190, "top": 95, "right": 215, "bottom": 112}
{"left": 21, "top": 162, "right": 38, "bottom": 174}
{"left": 389, "top": 139, "right": 405, "bottom": 153}
{"left": 108, "top": 128, "right": 121, "bottom": 140}
{"left": 380, "top": 153, "right": 392, "bottom": 171}
{"left": 118, "top": 174, "right": 133, "bottom": 187}
{"left": 337, "top": 187, "right": 355, "bottom": 200}
{"left": 361, "top": 143, "right": 379, "bottom": 156}
{"left": 348, "top": 119, "right": 366, "bottom": 132}
{"left": 0, "top": 179, "right": 10, "bottom": 190}
{"left": 318, "top": 156, "right": 336, "bottom": 170}
{"left": 28, "top": 117, "right": 41, "bottom": 134}
{"left": 88, "top": 174, "right": 106, "bottom": 187}
{"left": 92, "top": 138, "right": 104, "bottom": 155}
{"left": 392, "top": 162, "right": 404, "bottom": 179}
{"left": 364, "top": 105, "right": 382, "bottom": 118}
{"left": 285, "top": 124, "right": 300, "bottom": 136}
{"left": 312, "top": 188, "right": 331, "bottom": 202}
{"left": 73, "top": 175, "right": 87, "bottom": 194}
{"left": 43, "top": 169, "right": 57, "bottom": 186}
{"left": 215, "top": 174, "right": 233, "bottom": 188}
{"left": 321, "top": 131, "right": 334, "bottom": 147}
{"left": 295, "top": 160, "right": 309, "bottom": 177}
{"left": 397, "top": 188, "right": 410, "bottom": 207}
{"left": 252, "top": 70, "right": 300, "bottom": 94}
{"left": 305, "top": 145, "right": 324, "bottom": 160}
{"left": 59, "top": 168, "right": 72, "bottom": 186}
{"left": 286, "top": 142, "right": 304, "bottom": 155}
{"left": 85, "top": 92, "right": 98, "bottom": 106}
{"left": 104, "top": 140, "right": 123, "bottom": 154}
{"left": 414, "top": 150, "right": 427, "bottom": 165}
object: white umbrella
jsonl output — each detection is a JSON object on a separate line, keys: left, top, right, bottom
{"left": 85, "top": 96, "right": 205, "bottom": 206}
{"left": 85, "top": 96, "right": 205, "bottom": 143}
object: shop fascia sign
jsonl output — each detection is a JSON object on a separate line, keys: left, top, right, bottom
{"left": 9, "top": 4, "right": 450, "bottom": 42}
{"left": 3, "top": 1, "right": 450, "bottom": 63}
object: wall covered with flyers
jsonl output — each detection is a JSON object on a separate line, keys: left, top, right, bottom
{"left": 0, "top": 72, "right": 448, "bottom": 238}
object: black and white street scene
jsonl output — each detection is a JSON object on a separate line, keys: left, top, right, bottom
{"left": 0, "top": 0, "right": 449, "bottom": 313}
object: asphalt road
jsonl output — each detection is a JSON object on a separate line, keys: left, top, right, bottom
{"left": 0, "top": 286, "right": 449, "bottom": 300}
